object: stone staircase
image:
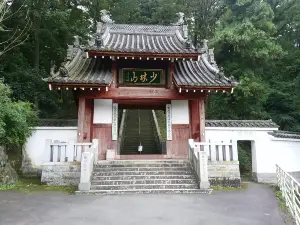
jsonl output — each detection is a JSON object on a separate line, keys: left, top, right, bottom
{"left": 121, "top": 109, "right": 159, "bottom": 155}
{"left": 77, "top": 160, "right": 211, "bottom": 195}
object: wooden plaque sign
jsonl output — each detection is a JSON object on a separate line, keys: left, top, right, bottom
{"left": 120, "top": 69, "right": 165, "bottom": 85}
{"left": 112, "top": 103, "right": 118, "bottom": 140}
{"left": 166, "top": 104, "right": 172, "bottom": 140}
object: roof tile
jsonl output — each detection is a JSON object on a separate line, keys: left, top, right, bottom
{"left": 87, "top": 24, "right": 198, "bottom": 54}
{"left": 268, "top": 131, "right": 300, "bottom": 139}
{"left": 206, "top": 120, "right": 279, "bottom": 128}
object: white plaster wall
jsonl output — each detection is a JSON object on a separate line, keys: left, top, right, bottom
{"left": 205, "top": 127, "right": 300, "bottom": 174}
{"left": 25, "top": 127, "right": 77, "bottom": 168}
{"left": 205, "top": 127, "right": 276, "bottom": 174}
{"left": 171, "top": 100, "right": 189, "bottom": 124}
{"left": 272, "top": 139, "right": 300, "bottom": 172}
{"left": 93, "top": 99, "right": 112, "bottom": 124}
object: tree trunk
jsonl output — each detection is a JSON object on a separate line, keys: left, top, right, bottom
{"left": 33, "top": 0, "right": 42, "bottom": 70}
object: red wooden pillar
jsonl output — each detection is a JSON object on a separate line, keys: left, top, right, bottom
{"left": 189, "top": 100, "right": 200, "bottom": 141}
{"left": 189, "top": 97, "right": 206, "bottom": 142}
{"left": 169, "top": 62, "right": 175, "bottom": 89}
{"left": 77, "top": 96, "right": 93, "bottom": 143}
{"left": 77, "top": 96, "right": 86, "bottom": 142}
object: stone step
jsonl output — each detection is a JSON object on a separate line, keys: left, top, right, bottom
{"left": 92, "top": 174, "right": 197, "bottom": 180}
{"left": 93, "top": 171, "right": 194, "bottom": 176}
{"left": 94, "top": 164, "right": 191, "bottom": 169}
{"left": 91, "top": 183, "right": 199, "bottom": 190}
{"left": 91, "top": 179, "right": 197, "bottom": 185}
{"left": 93, "top": 167, "right": 193, "bottom": 172}
{"left": 95, "top": 163, "right": 190, "bottom": 168}
{"left": 96, "top": 160, "right": 189, "bottom": 165}
{"left": 75, "top": 189, "right": 212, "bottom": 195}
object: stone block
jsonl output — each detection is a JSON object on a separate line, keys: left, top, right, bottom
{"left": 207, "top": 161, "right": 241, "bottom": 187}
{"left": 41, "top": 162, "right": 80, "bottom": 186}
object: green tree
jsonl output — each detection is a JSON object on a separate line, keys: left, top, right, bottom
{"left": 0, "top": 82, "right": 38, "bottom": 146}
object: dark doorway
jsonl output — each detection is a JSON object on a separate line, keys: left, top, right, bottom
{"left": 237, "top": 141, "right": 253, "bottom": 181}
{"left": 118, "top": 107, "right": 166, "bottom": 155}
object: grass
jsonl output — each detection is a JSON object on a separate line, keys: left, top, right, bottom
{"left": 212, "top": 182, "right": 248, "bottom": 191}
{"left": 0, "top": 177, "right": 77, "bottom": 194}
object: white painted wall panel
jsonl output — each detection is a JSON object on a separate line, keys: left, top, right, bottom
{"left": 205, "top": 127, "right": 300, "bottom": 175}
{"left": 25, "top": 127, "right": 77, "bottom": 167}
{"left": 93, "top": 99, "right": 112, "bottom": 124}
{"left": 171, "top": 100, "right": 189, "bottom": 124}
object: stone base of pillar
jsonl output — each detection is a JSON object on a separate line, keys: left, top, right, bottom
{"left": 106, "top": 149, "right": 115, "bottom": 161}
{"left": 79, "top": 182, "right": 91, "bottom": 191}
{"left": 199, "top": 181, "right": 210, "bottom": 189}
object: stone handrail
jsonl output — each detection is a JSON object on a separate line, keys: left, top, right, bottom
{"left": 188, "top": 139, "right": 210, "bottom": 189}
{"left": 151, "top": 110, "right": 163, "bottom": 154}
{"left": 78, "top": 139, "right": 99, "bottom": 191}
{"left": 276, "top": 165, "right": 300, "bottom": 225}
{"left": 197, "top": 140, "right": 238, "bottom": 162}
{"left": 117, "top": 109, "right": 127, "bottom": 155}
{"left": 45, "top": 140, "right": 93, "bottom": 162}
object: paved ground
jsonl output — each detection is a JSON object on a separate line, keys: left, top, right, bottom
{"left": 0, "top": 183, "right": 287, "bottom": 225}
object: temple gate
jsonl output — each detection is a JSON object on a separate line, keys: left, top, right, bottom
{"left": 45, "top": 11, "right": 237, "bottom": 161}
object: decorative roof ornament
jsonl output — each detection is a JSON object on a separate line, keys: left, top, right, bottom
{"left": 208, "top": 48, "right": 216, "bottom": 65}
{"left": 95, "top": 33, "right": 103, "bottom": 48}
{"left": 182, "top": 24, "right": 188, "bottom": 39}
{"left": 202, "top": 39, "right": 208, "bottom": 53}
{"left": 215, "top": 67, "right": 225, "bottom": 80}
{"left": 185, "top": 40, "right": 192, "bottom": 48}
{"left": 73, "top": 35, "right": 80, "bottom": 47}
{"left": 228, "top": 75, "right": 236, "bottom": 83}
{"left": 100, "top": 10, "right": 114, "bottom": 24}
{"left": 173, "top": 12, "right": 185, "bottom": 25}
{"left": 59, "top": 64, "right": 68, "bottom": 77}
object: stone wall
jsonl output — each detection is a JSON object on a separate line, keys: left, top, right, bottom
{"left": 0, "top": 146, "right": 18, "bottom": 184}
{"left": 21, "top": 148, "right": 41, "bottom": 177}
{"left": 208, "top": 161, "right": 241, "bottom": 188}
{"left": 41, "top": 162, "right": 80, "bottom": 186}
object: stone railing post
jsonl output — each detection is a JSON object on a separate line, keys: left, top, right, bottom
{"left": 44, "top": 139, "right": 52, "bottom": 162}
{"left": 78, "top": 152, "right": 93, "bottom": 191}
{"left": 188, "top": 139, "right": 194, "bottom": 162}
{"left": 199, "top": 150, "right": 210, "bottom": 189}
{"left": 92, "top": 139, "right": 99, "bottom": 164}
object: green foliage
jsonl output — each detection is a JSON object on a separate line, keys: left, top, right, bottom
{"left": 237, "top": 141, "right": 252, "bottom": 175}
{"left": 0, "top": 82, "right": 38, "bottom": 146}
{"left": 0, "top": 177, "right": 76, "bottom": 194}
{"left": 0, "top": 0, "right": 300, "bottom": 133}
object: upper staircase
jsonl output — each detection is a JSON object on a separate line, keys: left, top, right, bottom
{"left": 121, "top": 109, "right": 160, "bottom": 155}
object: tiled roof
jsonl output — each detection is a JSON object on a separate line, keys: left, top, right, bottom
{"left": 206, "top": 120, "right": 279, "bottom": 128}
{"left": 174, "top": 60, "right": 235, "bottom": 87}
{"left": 39, "top": 119, "right": 78, "bottom": 127}
{"left": 268, "top": 131, "right": 300, "bottom": 139}
{"left": 46, "top": 48, "right": 112, "bottom": 85}
{"left": 87, "top": 23, "right": 198, "bottom": 55}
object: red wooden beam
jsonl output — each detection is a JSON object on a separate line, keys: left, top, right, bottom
{"left": 115, "top": 99, "right": 170, "bottom": 109}
{"left": 78, "top": 87, "right": 206, "bottom": 100}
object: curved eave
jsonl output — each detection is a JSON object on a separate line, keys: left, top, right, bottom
{"left": 86, "top": 50, "right": 200, "bottom": 60}
{"left": 174, "top": 82, "right": 237, "bottom": 90}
